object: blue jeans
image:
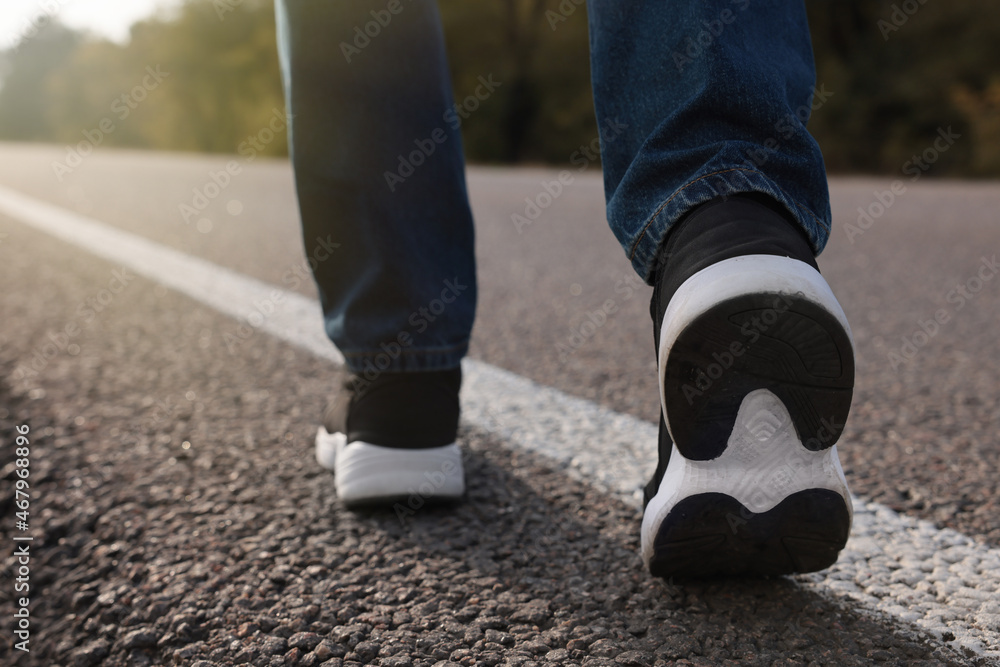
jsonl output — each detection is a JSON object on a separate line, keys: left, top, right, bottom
{"left": 275, "top": 0, "right": 830, "bottom": 374}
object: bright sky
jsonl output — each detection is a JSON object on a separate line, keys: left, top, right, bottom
{"left": 0, "top": 0, "right": 184, "bottom": 51}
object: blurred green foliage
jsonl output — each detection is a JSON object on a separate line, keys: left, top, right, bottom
{"left": 806, "top": 2, "right": 1000, "bottom": 177}
{"left": 1, "top": 0, "right": 998, "bottom": 176}
{"left": 0, "top": 0, "right": 286, "bottom": 157}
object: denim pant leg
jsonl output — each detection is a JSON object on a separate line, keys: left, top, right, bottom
{"left": 275, "top": 0, "right": 477, "bottom": 374}
{"left": 587, "top": 0, "right": 832, "bottom": 282}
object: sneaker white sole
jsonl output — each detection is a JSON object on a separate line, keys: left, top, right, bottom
{"left": 646, "top": 255, "right": 855, "bottom": 576}
{"left": 641, "top": 389, "right": 853, "bottom": 575}
{"left": 315, "top": 427, "right": 465, "bottom": 505}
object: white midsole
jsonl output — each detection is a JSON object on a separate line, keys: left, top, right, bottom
{"left": 640, "top": 389, "right": 853, "bottom": 566}
{"left": 316, "top": 427, "right": 465, "bottom": 502}
{"left": 656, "top": 254, "right": 854, "bottom": 444}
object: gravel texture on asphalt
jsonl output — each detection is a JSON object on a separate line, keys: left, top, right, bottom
{"left": 4, "top": 183, "right": 999, "bottom": 658}
{"left": 0, "top": 218, "right": 980, "bottom": 666}
{"left": 0, "top": 147, "right": 997, "bottom": 549}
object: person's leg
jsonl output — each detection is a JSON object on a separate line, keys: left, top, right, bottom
{"left": 588, "top": 0, "right": 830, "bottom": 281}
{"left": 275, "top": 0, "right": 477, "bottom": 374}
{"left": 587, "top": 0, "right": 855, "bottom": 577}
{"left": 275, "top": 0, "right": 475, "bottom": 504}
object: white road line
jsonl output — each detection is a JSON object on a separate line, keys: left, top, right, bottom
{"left": 1, "top": 184, "right": 997, "bottom": 661}
{"left": 0, "top": 186, "right": 341, "bottom": 367}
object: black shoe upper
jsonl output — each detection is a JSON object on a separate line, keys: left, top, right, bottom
{"left": 649, "top": 194, "right": 819, "bottom": 350}
{"left": 643, "top": 194, "right": 821, "bottom": 507}
{"left": 324, "top": 367, "right": 461, "bottom": 448}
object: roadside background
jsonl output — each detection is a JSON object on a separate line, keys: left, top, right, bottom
{"left": 0, "top": 0, "right": 999, "bottom": 177}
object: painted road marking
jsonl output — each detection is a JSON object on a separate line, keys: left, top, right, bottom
{"left": 1, "top": 184, "right": 996, "bottom": 660}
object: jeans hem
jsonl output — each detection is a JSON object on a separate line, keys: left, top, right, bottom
{"left": 626, "top": 167, "right": 831, "bottom": 283}
{"left": 341, "top": 342, "right": 468, "bottom": 374}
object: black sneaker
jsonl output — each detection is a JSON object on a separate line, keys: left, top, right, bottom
{"left": 315, "top": 367, "right": 465, "bottom": 506}
{"left": 641, "top": 195, "right": 855, "bottom": 578}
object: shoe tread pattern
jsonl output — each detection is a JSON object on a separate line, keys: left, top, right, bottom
{"left": 648, "top": 489, "right": 851, "bottom": 578}
{"left": 664, "top": 293, "right": 854, "bottom": 460}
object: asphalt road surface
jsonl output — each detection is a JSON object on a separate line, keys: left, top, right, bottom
{"left": 1, "top": 142, "right": 999, "bottom": 666}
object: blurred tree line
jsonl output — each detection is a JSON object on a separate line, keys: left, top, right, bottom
{"left": 806, "top": 2, "right": 1000, "bottom": 176}
{"left": 0, "top": 0, "right": 998, "bottom": 176}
